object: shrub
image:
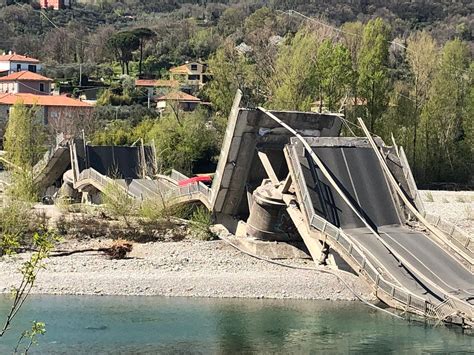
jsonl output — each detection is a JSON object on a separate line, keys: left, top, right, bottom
{"left": 0, "top": 201, "right": 36, "bottom": 255}
{"left": 188, "top": 205, "right": 215, "bottom": 241}
{"left": 102, "top": 181, "right": 136, "bottom": 226}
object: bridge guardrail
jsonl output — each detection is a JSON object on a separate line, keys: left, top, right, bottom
{"left": 33, "top": 133, "right": 66, "bottom": 176}
{"left": 170, "top": 169, "right": 188, "bottom": 182}
{"left": 423, "top": 212, "right": 473, "bottom": 258}
{"left": 162, "top": 177, "right": 211, "bottom": 201}
{"left": 76, "top": 168, "right": 117, "bottom": 193}
{"left": 76, "top": 167, "right": 211, "bottom": 205}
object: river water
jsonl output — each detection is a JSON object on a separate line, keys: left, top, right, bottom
{"left": 0, "top": 295, "right": 472, "bottom": 354}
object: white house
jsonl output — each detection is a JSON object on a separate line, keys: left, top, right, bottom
{"left": 0, "top": 52, "right": 42, "bottom": 76}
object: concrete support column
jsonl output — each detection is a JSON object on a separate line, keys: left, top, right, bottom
{"left": 246, "top": 182, "right": 297, "bottom": 241}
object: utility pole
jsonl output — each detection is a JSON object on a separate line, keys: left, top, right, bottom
{"left": 79, "top": 63, "right": 82, "bottom": 87}
{"left": 140, "top": 138, "right": 146, "bottom": 178}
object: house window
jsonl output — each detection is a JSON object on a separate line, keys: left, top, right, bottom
{"left": 190, "top": 64, "right": 198, "bottom": 71}
{"left": 28, "top": 65, "right": 37, "bottom": 73}
{"left": 16, "top": 64, "right": 21, "bottom": 72}
{"left": 188, "top": 74, "right": 200, "bottom": 81}
{"left": 39, "top": 83, "right": 44, "bottom": 92}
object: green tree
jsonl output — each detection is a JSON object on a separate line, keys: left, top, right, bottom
{"left": 269, "top": 28, "right": 319, "bottom": 111}
{"left": 4, "top": 102, "right": 44, "bottom": 170}
{"left": 108, "top": 31, "right": 140, "bottom": 75}
{"left": 466, "top": 71, "right": 474, "bottom": 159}
{"left": 340, "top": 21, "right": 364, "bottom": 113}
{"left": 189, "top": 28, "right": 223, "bottom": 59}
{"left": 3, "top": 101, "right": 46, "bottom": 202}
{"left": 419, "top": 39, "right": 472, "bottom": 183}
{"left": 243, "top": 7, "right": 276, "bottom": 35}
{"left": 406, "top": 31, "right": 438, "bottom": 173}
{"left": 132, "top": 28, "right": 156, "bottom": 78}
{"left": 217, "top": 7, "right": 246, "bottom": 37}
{"left": 145, "top": 111, "right": 217, "bottom": 174}
{"left": 316, "top": 39, "right": 353, "bottom": 112}
{"left": 206, "top": 41, "right": 251, "bottom": 116}
{"left": 357, "top": 18, "right": 391, "bottom": 132}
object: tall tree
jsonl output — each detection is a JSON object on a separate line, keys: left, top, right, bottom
{"left": 419, "top": 39, "right": 472, "bottom": 182}
{"left": 108, "top": 31, "right": 140, "bottom": 75}
{"left": 340, "top": 21, "right": 364, "bottom": 106}
{"left": 357, "top": 18, "right": 391, "bottom": 132}
{"left": 406, "top": 31, "right": 438, "bottom": 173}
{"left": 316, "top": 39, "right": 353, "bottom": 112}
{"left": 4, "top": 101, "right": 46, "bottom": 201}
{"left": 132, "top": 28, "right": 156, "bottom": 78}
{"left": 269, "top": 28, "right": 319, "bottom": 111}
{"left": 206, "top": 41, "right": 251, "bottom": 117}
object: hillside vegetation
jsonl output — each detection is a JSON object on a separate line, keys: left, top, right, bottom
{"left": 0, "top": 1, "right": 472, "bottom": 186}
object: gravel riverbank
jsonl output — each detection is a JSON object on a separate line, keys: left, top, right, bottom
{"left": 0, "top": 191, "right": 471, "bottom": 301}
{"left": 0, "top": 239, "right": 373, "bottom": 301}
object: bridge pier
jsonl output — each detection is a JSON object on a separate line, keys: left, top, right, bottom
{"left": 246, "top": 182, "right": 297, "bottom": 242}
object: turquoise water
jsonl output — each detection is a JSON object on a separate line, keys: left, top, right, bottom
{"left": 0, "top": 295, "right": 472, "bottom": 354}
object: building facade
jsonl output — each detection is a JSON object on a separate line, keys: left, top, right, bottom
{"left": 169, "top": 62, "right": 211, "bottom": 90}
{"left": 156, "top": 91, "right": 202, "bottom": 112}
{"left": 0, "top": 71, "right": 52, "bottom": 95}
{"left": 0, "top": 53, "right": 42, "bottom": 75}
{"left": 0, "top": 93, "right": 93, "bottom": 147}
{"left": 39, "top": 0, "right": 71, "bottom": 10}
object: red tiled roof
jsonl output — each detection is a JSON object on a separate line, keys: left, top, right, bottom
{"left": 135, "top": 79, "right": 179, "bottom": 87}
{"left": 0, "top": 93, "right": 92, "bottom": 107}
{"left": 0, "top": 54, "right": 40, "bottom": 64}
{"left": 157, "top": 91, "right": 201, "bottom": 102}
{"left": 0, "top": 71, "right": 52, "bottom": 82}
{"left": 169, "top": 64, "right": 190, "bottom": 74}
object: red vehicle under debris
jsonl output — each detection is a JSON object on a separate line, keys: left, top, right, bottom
{"left": 178, "top": 175, "right": 213, "bottom": 187}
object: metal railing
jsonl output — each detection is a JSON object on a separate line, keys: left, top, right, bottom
{"left": 75, "top": 168, "right": 116, "bottom": 192}
{"left": 398, "top": 146, "right": 425, "bottom": 214}
{"left": 162, "top": 177, "right": 211, "bottom": 202}
{"left": 33, "top": 133, "right": 68, "bottom": 179}
{"left": 423, "top": 212, "right": 473, "bottom": 259}
{"left": 76, "top": 167, "right": 211, "bottom": 206}
{"left": 170, "top": 169, "right": 188, "bottom": 182}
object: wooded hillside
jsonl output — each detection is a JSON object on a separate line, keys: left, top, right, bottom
{"left": 0, "top": 1, "right": 472, "bottom": 186}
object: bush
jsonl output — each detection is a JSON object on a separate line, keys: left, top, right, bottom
{"left": 0, "top": 200, "right": 42, "bottom": 255}
{"left": 146, "top": 110, "right": 218, "bottom": 174}
{"left": 102, "top": 181, "right": 136, "bottom": 226}
{"left": 188, "top": 205, "right": 215, "bottom": 241}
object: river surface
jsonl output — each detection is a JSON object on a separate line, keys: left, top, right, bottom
{"left": 0, "top": 295, "right": 472, "bottom": 354}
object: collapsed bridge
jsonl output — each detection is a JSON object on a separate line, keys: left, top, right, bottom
{"left": 34, "top": 92, "right": 473, "bottom": 327}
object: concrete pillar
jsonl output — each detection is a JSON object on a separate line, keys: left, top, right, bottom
{"left": 246, "top": 183, "right": 298, "bottom": 241}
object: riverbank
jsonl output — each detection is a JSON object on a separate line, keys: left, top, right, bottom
{"left": 0, "top": 237, "right": 374, "bottom": 301}
{"left": 0, "top": 190, "right": 471, "bottom": 300}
